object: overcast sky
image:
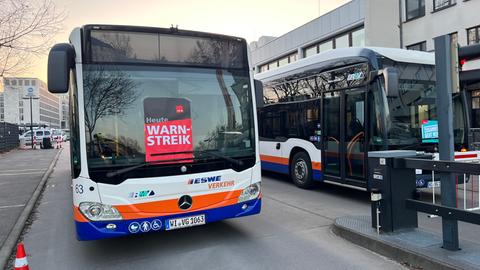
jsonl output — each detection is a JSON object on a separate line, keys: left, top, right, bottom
{"left": 28, "top": 0, "right": 351, "bottom": 81}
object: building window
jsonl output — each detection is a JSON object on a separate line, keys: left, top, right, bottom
{"left": 289, "top": 53, "right": 297, "bottom": 63}
{"left": 433, "top": 0, "right": 455, "bottom": 11}
{"left": 450, "top": 32, "right": 458, "bottom": 45}
{"left": 406, "top": 0, "right": 425, "bottom": 20}
{"left": 467, "top": 25, "right": 480, "bottom": 45}
{"left": 406, "top": 41, "right": 427, "bottom": 51}
{"left": 351, "top": 28, "right": 365, "bottom": 47}
{"left": 335, "top": 34, "right": 349, "bottom": 49}
{"left": 31, "top": 80, "right": 36, "bottom": 86}
{"left": 259, "top": 64, "right": 268, "bottom": 73}
{"left": 304, "top": 45, "right": 318, "bottom": 58}
{"left": 267, "top": 62, "right": 277, "bottom": 70}
{"left": 278, "top": 56, "right": 289, "bottom": 67}
{"left": 24, "top": 80, "right": 30, "bottom": 86}
{"left": 11, "top": 80, "right": 17, "bottom": 86}
{"left": 319, "top": 40, "right": 333, "bottom": 53}
{"left": 4, "top": 79, "right": 9, "bottom": 86}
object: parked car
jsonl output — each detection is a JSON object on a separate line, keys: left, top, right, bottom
{"left": 20, "top": 129, "right": 53, "bottom": 148}
{"left": 51, "top": 129, "right": 66, "bottom": 142}
{"left": 63, "top": 130, "right": 70, "bottom": 141}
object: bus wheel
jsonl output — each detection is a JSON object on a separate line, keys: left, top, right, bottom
{"left": 290, "top": 152, "right": 314, "bottom": 189}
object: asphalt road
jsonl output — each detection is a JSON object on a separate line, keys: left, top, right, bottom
{"left": 0, "top": 148, "right": 58, "bottom": 247}
{"left": 17, "top": 148, "right": 408, "bottom": 270}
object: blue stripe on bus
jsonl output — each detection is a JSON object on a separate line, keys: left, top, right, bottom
{"left": 262, "top": 161, "right": 323, "bottom": 182}
{"left": 313, "top": 170, "right": 323, "bottom": 181}
{"left": 74, "top": 198, "right": 261, "bottom": 241}
{"left": 261, "top": 161, "right": 289, "bottom": 174}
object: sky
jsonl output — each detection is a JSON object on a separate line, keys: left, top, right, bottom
{"left": 27, "top": 0, "right": 351, "bottom": 82}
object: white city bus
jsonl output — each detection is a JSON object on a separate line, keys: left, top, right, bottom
{"left": 47, "top": 25, "right": 261, "bottom": 240}
{"left": 255, "top": 47, "right": 479, "bottom": 190}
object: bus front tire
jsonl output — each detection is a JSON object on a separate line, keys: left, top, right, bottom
{"left": 290, "top": 152, "right": 315, "bottom": 189}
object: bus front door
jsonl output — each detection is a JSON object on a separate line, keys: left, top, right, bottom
{"left": 322, "top": 89, "right": 367, "bottom": 187}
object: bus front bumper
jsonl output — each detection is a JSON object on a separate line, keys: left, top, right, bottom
{"left": 74, "top": 198, "right": 261, "bottom": 241}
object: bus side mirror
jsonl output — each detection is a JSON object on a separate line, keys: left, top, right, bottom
{"left": 254, "top": 79, "right": 264, "bottom": 108}
{"left": 383, "top": 67, "right": 399, "bottom": 98}
{"left": 48, "top": 43, "right": 75, "bottom": 94}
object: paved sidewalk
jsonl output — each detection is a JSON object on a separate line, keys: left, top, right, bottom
{"left": 0, "top": 148, "right": 59, "bottom": 248}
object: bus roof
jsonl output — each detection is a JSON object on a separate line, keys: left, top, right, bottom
{"left": 255, "top": 47, "right": 434, "bottom": 82}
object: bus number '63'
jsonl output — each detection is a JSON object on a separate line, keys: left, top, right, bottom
{"left": 75, "top": 184, "right": 84, "bottom": 194}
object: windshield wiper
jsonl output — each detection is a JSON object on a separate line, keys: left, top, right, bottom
{"left": 106, "top": 162, "right": 150, "bottom": 178}
{"left": 195, "top": 150, "right": 244, "bottom": 167}
{"left": 105, "top": 151, "right": 244, "bottom": 178}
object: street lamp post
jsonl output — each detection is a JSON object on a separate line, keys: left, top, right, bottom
{"left": 23, "top": 87, "right": 39, "bottom": 149}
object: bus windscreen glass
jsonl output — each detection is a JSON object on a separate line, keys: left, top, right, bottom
{"left": 89, "top": 30, "right": 246, "bottom": 69}
{"left": 382, "top": 61, "right": 466, "bottom": 149}
{"left": 82, "top": 65, "right": 255, "bottom": 182}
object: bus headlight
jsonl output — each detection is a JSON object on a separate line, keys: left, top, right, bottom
{"left": 79, "top": 202, "right": 123, "bottom": 221}
{"left": 238, "top": 183, "right": 261, "bottom": 203}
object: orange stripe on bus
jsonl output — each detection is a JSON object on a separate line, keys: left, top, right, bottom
{"left": 73, "top": 206, "right": 88, "bottom": 222}
{"left": 312, "top": 162, "right": 322, "bottom": 170}
{"left": 262, "top": 154, "right": 322, "bottom": 171}
{"left": 74, "top": 189, "right": 245, "bottom": 221}
{"left": 260, "top": 154, "right": 289, "bottom": 165}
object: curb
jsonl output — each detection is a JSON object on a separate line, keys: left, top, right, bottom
{"left": 332, "top": 219, "right": 461, "bottom": 270}
{"left": 0, "top": 148, "right": 63, "bottom": 270}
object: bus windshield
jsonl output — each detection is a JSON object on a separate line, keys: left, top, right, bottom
{"left": 381, "top": 61, "right": 466, "bottom": 150}
{"left": 83, "top": 64, "right": 255, "bottom": 177}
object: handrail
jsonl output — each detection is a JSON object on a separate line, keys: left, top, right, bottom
{"left": 396, "top": 157, "right": 480, "bottom": 174}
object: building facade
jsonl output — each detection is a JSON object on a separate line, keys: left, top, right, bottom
{"left": 2, "top": 77, "right": 61, "bottom": 129}
{"left": 250, "top": 0, "right": 480, "bottom": 140}
{"left": 59, "top": 94, "right": 69, "bottom": 129}
{"left": 250, "top": 0, "right": 480, "bottom": 73}
{"left": 401, "top": 0, "right": 479, "bottom": 51}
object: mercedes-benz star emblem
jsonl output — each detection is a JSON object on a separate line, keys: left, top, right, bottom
{"left": 178, "top": 195, "right": 192, "bottom": 210}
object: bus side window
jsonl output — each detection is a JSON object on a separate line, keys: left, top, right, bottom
{"left": 369, "top": 88, "right": 383, "bottom": 150}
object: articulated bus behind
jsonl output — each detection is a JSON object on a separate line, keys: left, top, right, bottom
{"left": 255, "top": 47, "right": 479, "bottom": 190}
{"left": 48, "top": 25, "right": 261, "bottom": 240}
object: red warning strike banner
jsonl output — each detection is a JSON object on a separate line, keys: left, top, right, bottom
{"left": 143, "top": 97, "right": 193, "bottom": 163}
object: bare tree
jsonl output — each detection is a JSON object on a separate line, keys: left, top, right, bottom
{"left": 188, "top": 40, "right": 244, "bottom": 130}
{"left": 0, "top": 0, "right": 65, "bottom": 77}
{"left": 91, "top": 31, "right": 134, "bottom": 62}
{"left": 83, "top": 66, "right": 138, "bottom": 155}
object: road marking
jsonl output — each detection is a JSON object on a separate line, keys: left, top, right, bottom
{"left": 0, "top": 204, "right": 25, "bottom": 209}
{"left": 0, "top": 172, "right": 44, "bottom": 176}
{"left": 0, "top": 168, "right": 45, "bottom": 173}
{"left": 264, "top": 194, "right": 335, "bottom": 222}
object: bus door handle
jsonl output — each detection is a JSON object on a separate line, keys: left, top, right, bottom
{"left": 276, "top": 143, "right": 281, "bottom": 150}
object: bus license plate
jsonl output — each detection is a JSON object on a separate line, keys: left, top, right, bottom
{"left": 166, "top": 214, "right": 205, "bottom": 230}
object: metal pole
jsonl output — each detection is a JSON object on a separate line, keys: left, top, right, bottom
{"left": 398, "top": 0, "right": 403, "bottom": 48}
{"left": 464, "top": 173, "right": 467, "bottom": 209}
{"left": 30, "top": 96, "right": 33, "bottom": 149}
{"left": 434, "top": 35, "right": 459, "bottom": 251}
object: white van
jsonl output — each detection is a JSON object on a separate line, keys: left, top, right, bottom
{"left": 20, "top": 129, "right": 53, "bottom": 148}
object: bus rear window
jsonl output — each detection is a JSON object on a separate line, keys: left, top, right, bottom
{"left": 89, "top": 30, "right": 246, "bottom": 69}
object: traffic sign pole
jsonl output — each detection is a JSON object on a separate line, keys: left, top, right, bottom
{"left": 434, "top": 34, "right": 459, "bottom": 251}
